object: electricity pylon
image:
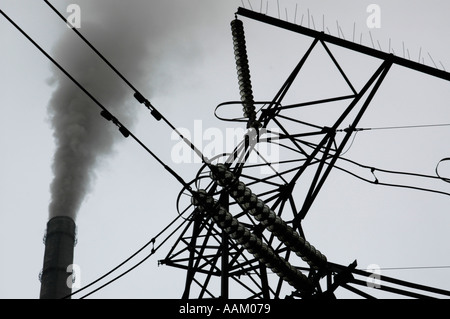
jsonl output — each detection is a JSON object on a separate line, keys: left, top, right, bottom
{"left": 160, "top": 7, "right": 450, "bottom": 299}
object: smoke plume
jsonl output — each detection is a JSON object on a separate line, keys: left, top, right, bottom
{"left": 46, "top": 1, "right": 228, "bottom": 220}
{"left": 46, "top": 1, "right": 193, "bottom": 220}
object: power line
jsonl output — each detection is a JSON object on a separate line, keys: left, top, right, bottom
{"left": 43, "top": 0, "right": 207, "bottom": 164}
{"left": 265, "top": 265, "right": 450, "bottom": 275}
{"left": 284, "top": 125, "right": 450, "bottom": 195}
{"left": 375, "top": 266, "right": 450, "bottom": 271}
{"left": 339, "top": 156, "right": 442, "bottom": 181}
{"left": 7, "top": 3, "right": 450, "bottom": 299}
{"left": 334, "top": 162, "right": 450, "bottom": 197}
{"left": 334, "top": 156, "right": 450, "bottom": 197}
{"left": 338, "top": 123, "right": 450, "bottom": 132}
{"left": 66, "top": 207, "right": 191, "bottom": 298}
{"left": 436, "top": 157, "right": 450, "bottom": 183}
{"left": 289, "top": 136, "right": 450, "bottom": 196}
{"left": 0, "top": 9, "right": 189, "bottom": 190}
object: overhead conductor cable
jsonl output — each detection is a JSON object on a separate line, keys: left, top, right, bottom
{"left": 43, "top": 0, "right": 207, "bottom": 164}
{"left": 0, "top": 9, "right": 190, "bottom": 190}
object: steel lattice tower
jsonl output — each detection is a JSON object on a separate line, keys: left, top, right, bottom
{"left": 160, "top": 7, "right": 450, "bottom": 299}
{"left": 3, "top": 2, "right": 450, "bottom": 300}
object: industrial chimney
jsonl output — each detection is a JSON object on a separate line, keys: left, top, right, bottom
{"left": 39, "top": 216, "right": 77, "bottom": 299}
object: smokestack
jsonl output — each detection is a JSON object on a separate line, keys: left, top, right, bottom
{"left": 40, "top": 216, "right": 76, "bottom": 299}
{"left": 38, "top": 1, "right": 226, "bottom": 299}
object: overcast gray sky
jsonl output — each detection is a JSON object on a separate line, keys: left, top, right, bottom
{"left": 1, "top": 0, "right": 450, "bottom": 299}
